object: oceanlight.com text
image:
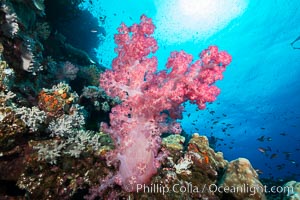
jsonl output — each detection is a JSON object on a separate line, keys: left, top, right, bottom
{"left": 136, "top": 183, "right": 294, "bottom": 196}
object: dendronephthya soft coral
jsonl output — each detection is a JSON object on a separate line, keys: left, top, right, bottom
{"left": 99, "top": 15, "right": 231, "bottom": 194}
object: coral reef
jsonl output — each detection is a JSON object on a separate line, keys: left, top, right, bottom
{"left": 0, "top": 0, "right": 112, "bottom": 198}
{"left": 0, "top": 1, "right": 290, "bottom": 199}
{"left": 133, "top": 133, "right": 229, "bottom": 200}
{"left": 17, "top": 132, "right": 114, "bottom": 199}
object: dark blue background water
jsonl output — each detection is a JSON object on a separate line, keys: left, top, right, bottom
{"left": 80, "top": 0, "right": 300, "bottom": 180}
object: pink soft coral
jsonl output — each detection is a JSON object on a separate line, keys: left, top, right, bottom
{"left": 99, "top": 15, "right": 231, "bottom": 193}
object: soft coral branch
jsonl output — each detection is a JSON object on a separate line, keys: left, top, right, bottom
{"left": 99, "top": 15, "right": 231, "bottom": 193}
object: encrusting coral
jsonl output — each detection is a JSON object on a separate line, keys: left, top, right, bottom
{"left": 218, "top": 158, "right": 267, "bottom": 200}
{"left": 282, "top": 180, "right": 300, "bottom": 200}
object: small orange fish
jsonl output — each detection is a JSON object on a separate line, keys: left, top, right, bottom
{"left": 204, "top": 155, "right": 209, "bottom": 164}
{"left": 202, "top": 152, "right": 209, "bottom": 164}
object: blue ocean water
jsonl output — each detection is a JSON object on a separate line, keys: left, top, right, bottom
{"left": 81, "top": 0, "right": 300, "bottom": 180}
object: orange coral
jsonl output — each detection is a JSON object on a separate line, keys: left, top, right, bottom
{"left": 38, "top": 83, "right": 78, "bottom": 117}
{"left": 38, "top": 91, "right": 63, "bottom": 116}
